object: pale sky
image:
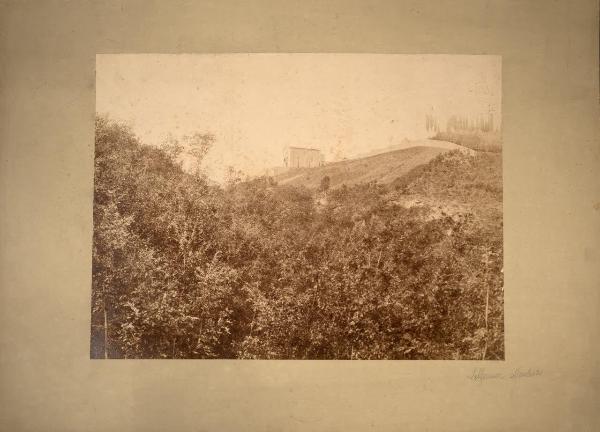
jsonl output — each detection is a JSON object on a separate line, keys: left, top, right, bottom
{"left": 96, "top": 54, "right": 501, "bottom": 181}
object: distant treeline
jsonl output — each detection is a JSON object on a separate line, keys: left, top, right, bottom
{"left": 426, "top": 113, "right": 497, "bottom": 134}
{"left": 426, "top": 113, "right": 502, "bottom": 153}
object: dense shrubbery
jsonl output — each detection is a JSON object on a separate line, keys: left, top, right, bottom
{"left": 91, "top": 117, "right": 504, "bottom": 359}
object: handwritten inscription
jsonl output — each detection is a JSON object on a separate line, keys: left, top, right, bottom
{"left": 468, "top": 367, "right": 543, "bottom": 383}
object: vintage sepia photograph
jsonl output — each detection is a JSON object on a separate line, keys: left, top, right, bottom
{"left": 92, "top": 54, "right": 503, "bottom": 359}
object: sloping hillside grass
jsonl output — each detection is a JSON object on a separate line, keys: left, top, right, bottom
{"left": 392, "top": 150, "right": 502, "bottom": 236}
{"left": 396, "top": 150, "right": 502, "bottom": 203}
{"left": 432, "top": 131, "right": 502, "bottom": 153}
{"left": 274, "top": 146, "right": 448, "bottom": 189}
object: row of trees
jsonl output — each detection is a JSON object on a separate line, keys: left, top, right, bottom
{"left": 91, "top": 116, "right": 504, "bottom": 359}
{"left": 446, "top": 113, "right": 495, "bottom": 133}
{"left": 425, "top": 113, "right": 497, "bottom": 134}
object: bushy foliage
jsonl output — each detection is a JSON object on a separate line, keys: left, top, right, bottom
{"left": 92, "top": 117, "right": 504, "bottom": 359}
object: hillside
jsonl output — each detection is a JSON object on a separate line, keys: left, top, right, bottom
{"left": 93, "top": 117, "right": 504, "bottom": 360}
{"left": 432, "top": 130, "right": 502, "bottom": 153}
{"left": 389, "top": 150, "right": 503, "bottom": 233}
{"left": 273, "top": 139, "right": 477, "bottom": 190}
{"left": 274, "top": 145, "right": 448, "bottom": 189}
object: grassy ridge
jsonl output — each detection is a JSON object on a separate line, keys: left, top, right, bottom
{"left": 392, "top": 149, "right": 503, "bottom": 241}
{"left": 274, "top": 146, "right": 448, "bottom": 189}
{"left": 432, "top": 131, "right": 502, "bottom": 153}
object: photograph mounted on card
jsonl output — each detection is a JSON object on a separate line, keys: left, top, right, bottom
{"left": 92, "top": 53, "right": 503, "bottom": 360}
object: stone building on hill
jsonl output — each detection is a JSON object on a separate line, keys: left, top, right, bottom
{"left": 283, "top": 146, "right": 324, "bottom": 169}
